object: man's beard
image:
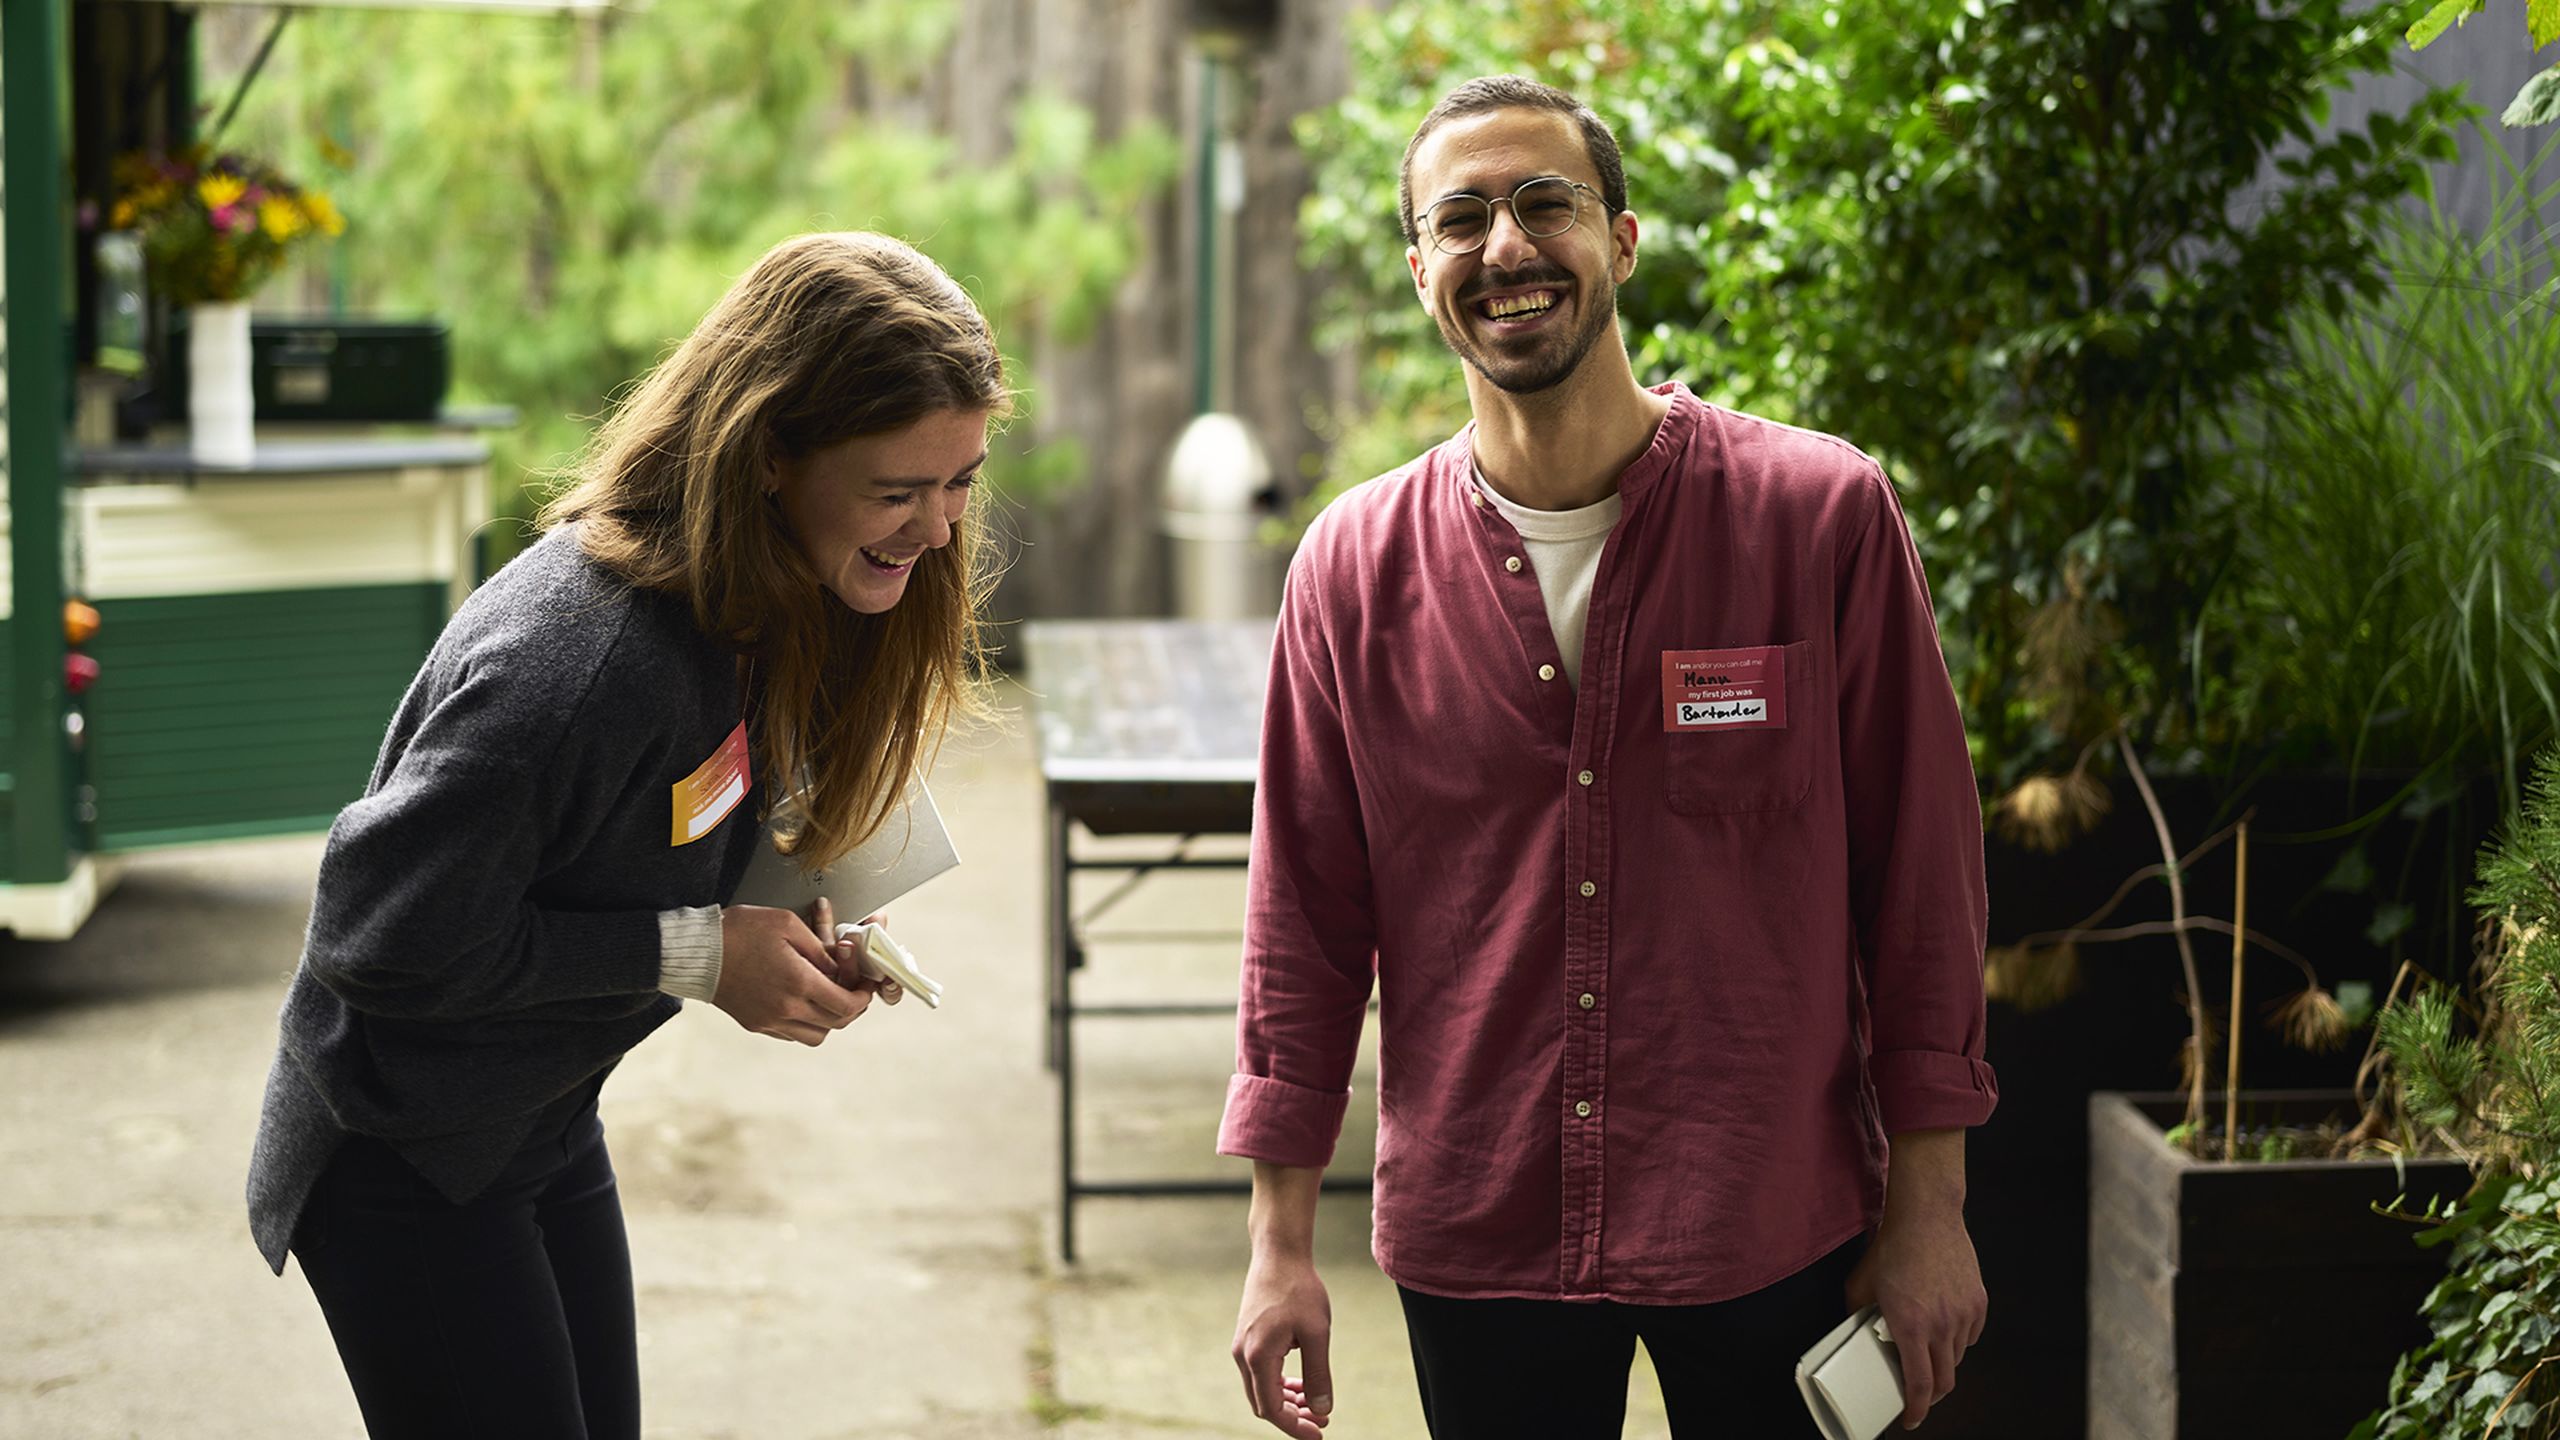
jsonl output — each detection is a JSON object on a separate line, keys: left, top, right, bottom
{"left": 1438, "top": 262, "right": 1618, "bottom": 396}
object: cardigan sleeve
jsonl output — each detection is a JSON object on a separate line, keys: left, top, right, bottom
{"left": 299, "top": 633, "right": 672, "bottom": 1022}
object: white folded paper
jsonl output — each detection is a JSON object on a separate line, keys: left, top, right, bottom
{"left": 834, "top": 921, "right": 943, "bottom": 1009}
{"left": 1796, "top": 1306, "right": 1905, "bottom": 1440}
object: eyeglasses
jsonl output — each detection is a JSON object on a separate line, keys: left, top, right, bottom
{"left": 1420, "top": 177, "right": 1600, "bottom": 256}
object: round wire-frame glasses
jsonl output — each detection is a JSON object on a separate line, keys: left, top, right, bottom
{"left": 1421, "top": 177, "right": 1600, "bottom": 255}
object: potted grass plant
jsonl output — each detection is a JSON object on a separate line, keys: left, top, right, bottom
{"left": 2072, "top": 143, "right": 2560, "bottom": 1440}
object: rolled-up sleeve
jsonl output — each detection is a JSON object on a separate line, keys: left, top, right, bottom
{"left": 1834, "top": 467, "right": 1998, "bottom": 1135}
{"left": 1217, "top": 550, "right": 1380, "bottom": 1169}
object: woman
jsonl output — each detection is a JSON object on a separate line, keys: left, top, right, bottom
{"left": 246, "top": 231, "right": 1007, "bottom": 1438}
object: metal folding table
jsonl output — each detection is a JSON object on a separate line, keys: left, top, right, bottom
{"left": 1021, "top": 618, "right": 1369, "bottom": 1261}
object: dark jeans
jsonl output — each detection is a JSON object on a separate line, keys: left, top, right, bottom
{"left": 1398, "top": 1235, "right": 1869, "bottom": 1440}
{"left": 293, "top": 1075, "right": 636, "bottom": 1440}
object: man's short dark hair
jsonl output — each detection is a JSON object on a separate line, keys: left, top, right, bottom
{"left": 1398, "top": 75, "right": 1628, "bottom": 247}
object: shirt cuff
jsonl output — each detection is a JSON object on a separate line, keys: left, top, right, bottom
{"left": 1217, "top": 1073, "right": 1352, "bottom": 1169}
{"left": 1871, "top": 1049, "right": 1999, "bottom": 1134}
{"left": 656, "top": 906, "right": 723, "bottom": 1002}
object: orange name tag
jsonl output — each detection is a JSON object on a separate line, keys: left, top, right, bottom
{"left": 671, "top": 721, "right": 752, "bottom": 846}
{"left": 1661, "top": 645, "right": 1788, "bottom": 731}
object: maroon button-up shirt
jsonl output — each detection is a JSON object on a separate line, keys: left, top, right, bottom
{"left": 1217, "top": 385, "right": 1997, "bottom": 1304}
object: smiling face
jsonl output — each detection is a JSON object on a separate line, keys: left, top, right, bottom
{"left": 770, "top": 407, "right": 989, "bottom": 615}
{"left": 1404, "top": 107, "right": 1638, "bottom": 397}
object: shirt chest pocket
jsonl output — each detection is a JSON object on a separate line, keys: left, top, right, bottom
{"left": 1662, "top": 639, "right": 1820, "bottom": 816}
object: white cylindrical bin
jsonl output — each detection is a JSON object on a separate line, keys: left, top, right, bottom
{"left": 187, "top": 300, "right": 255, "bottom": 467}
{"left": 1162, "top": 412, "right": 1277, "bottom": 620}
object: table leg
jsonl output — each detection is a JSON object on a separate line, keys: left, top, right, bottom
{"left": 1049, "top": 794, "right": 1079, "bottom": 1263}
{"left": 1044, "top": 793, "right": 1068, "bottom": 1074}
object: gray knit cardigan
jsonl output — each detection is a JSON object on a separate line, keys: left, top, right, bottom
{"left": 248, "top": 524, "right": 764, "bottom": 1272}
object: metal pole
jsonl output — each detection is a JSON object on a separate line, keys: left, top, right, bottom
{"left": 6, "top": 0, "right": 75, "bottom": 886}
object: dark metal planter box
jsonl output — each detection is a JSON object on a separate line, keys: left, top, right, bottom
{"left": 2087, "top": 1090, "right": 2472, "bottom": 1440}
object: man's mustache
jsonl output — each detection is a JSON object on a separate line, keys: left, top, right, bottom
{"left": 1458, "top": 264, "right": 1576, "bottom": 303}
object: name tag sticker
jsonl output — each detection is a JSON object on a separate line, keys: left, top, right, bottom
{"left": 672, "top": 720, "right": 752, "bottom": 846}
{"left": 1662, "top": 646, "right": 1788, "bottom": 732}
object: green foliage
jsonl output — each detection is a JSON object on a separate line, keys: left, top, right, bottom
{"left": 1735, "top": 0, "right": 2467, "bottom": 786}
{"left": 2362, "top": 745, "right": 2560, "bottom": 1438}
{"left": 223, "top": 0, "right": 1177, "bottom": 548}
{"left": 2403, "top": 1, "right": 2560, "bottom": 128}
{"left": 1298, "top": 0, "right": 2464, "bottom": 786}
{"left": 2198, "top": 145, "right": 2560, "bottom": 814}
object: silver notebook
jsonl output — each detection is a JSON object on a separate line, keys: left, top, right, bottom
{"left": 730, "top": 783, "right": 961, "bottom": 924}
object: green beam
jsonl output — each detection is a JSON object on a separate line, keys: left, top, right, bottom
{"left": 1192, "top": 53, "right": 1218, "bottom": 418}
{"left": 5, "top": 0, "right": 74, "bottom": 883}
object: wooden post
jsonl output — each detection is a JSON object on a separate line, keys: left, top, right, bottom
{"left": 2223, "top": 821, "right": 2250, "bottom": 1162}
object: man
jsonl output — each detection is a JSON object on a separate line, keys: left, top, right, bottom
{"left": 1221, "top": 76, "right": 1997, "bottom": 1439}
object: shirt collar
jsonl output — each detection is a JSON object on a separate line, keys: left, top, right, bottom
{"left": 1440, "top": 381, "right": 1705, "bottom": 511}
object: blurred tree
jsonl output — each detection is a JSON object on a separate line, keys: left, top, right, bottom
{"left": 2405, "top": 0, "right": 2560, "bottom": 125}
{"left": 224, "top": 0, "right": 1178, "bottom": 552}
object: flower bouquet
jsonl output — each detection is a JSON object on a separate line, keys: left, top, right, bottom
{"left": 106, "top": 146, "right": 343, "bottom": 464}
{"left": 107, "top": 145, "right": 344, "bottom": 305}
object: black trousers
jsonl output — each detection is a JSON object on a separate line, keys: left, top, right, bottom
{"left": 293, "top": 1075, "right": 637, "bottom": 1440}
{"left": 1398, "top": 1235, "right": 1868, "bottom": 1440}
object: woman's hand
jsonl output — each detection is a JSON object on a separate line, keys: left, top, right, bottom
{"left": 713, "top": 903, "right": 871, "bottom": 1044}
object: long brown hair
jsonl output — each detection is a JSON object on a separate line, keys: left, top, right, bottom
{"left": 542, "top": 231, "right": 1011, "bottom": 869}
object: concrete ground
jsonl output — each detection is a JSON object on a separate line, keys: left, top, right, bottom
{"left": 0, "top": 688, "right": 1680, "bottom": 1439}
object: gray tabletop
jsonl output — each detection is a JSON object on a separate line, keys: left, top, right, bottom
{"left": 73, "top": 437, "right": 491, "bottom": 479}
{"left": 1020, "top": 619, "right": 1273, "bottom": 786}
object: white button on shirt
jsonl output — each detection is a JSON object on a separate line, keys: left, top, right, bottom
{"left": 1475, "top": 473, "right": 1623, "bottom": 690}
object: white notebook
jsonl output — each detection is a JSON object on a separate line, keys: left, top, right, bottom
{"left": 730, "top": 783, "right": 961, "bottom": 928}
{"left": 1796, "top": 1306, "right": 1905, "bottom": 1440}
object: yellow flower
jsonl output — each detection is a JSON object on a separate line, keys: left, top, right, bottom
{"left": 110, "top": 199, "right": 137, "bottom": 229}
{"left": 198, "top": 174, "right": 248, "bottom": 210}
{"left": 259, "top": 196, "right": 308, "bottom": 242}
{"left": 303, "top": 190, "right": 345, "bottom": 237}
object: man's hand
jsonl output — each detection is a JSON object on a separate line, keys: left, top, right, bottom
{"left": 1232, "top": 1251, "right": 1333, "bottom": 1437}
{"left": 1233, "top": 1162, "right": 1333, "bottom": 1438}
{"left": 1845, "top": 1128, "right": 1986, "bottom": 1432}
{"left": 712, "top": 902, "right": 871, "bottom": 1044}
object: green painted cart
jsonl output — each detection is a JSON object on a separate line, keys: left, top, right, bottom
{"left": 0, "top": 0, "right": 599, "bottom": 936}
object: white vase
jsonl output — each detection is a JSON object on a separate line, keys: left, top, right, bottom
{"left": 188, "top": 299, "right": 255, "bottom": 466}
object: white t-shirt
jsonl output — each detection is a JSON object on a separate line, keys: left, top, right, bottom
{"left": 1475, "top": 469, "right": 1624, "bottom": 689}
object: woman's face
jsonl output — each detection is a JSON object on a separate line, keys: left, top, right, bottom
{"left": 771, "top": 408, "right": 989, "bottom": 614}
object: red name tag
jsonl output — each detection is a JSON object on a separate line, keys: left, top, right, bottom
{"left": 1661, "top": 646, "right": 1787, "bottom": 732}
